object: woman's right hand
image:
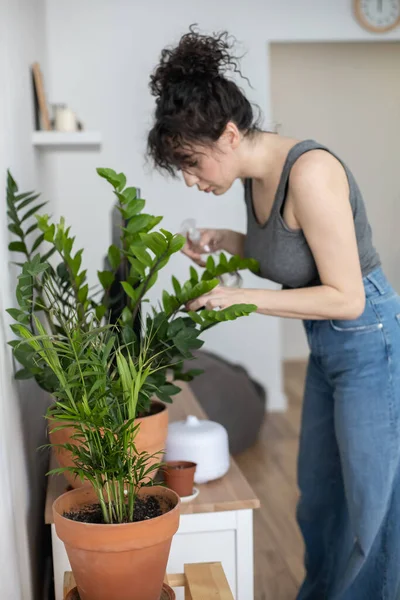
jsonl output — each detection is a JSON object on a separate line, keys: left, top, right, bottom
{"left": 182, "top": 228, "right": 225, "bottom": 266}
{"left": 181, "top": 229, "right": 245, "bottom": 266}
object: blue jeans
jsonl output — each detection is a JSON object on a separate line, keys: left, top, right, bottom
{"left": 298, "top": 267, "right": 400, "bottom": 600}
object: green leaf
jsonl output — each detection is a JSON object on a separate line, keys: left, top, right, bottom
{"left": 98, "top": 270, "right": 115, "bottom": 289}
{"left": 200, "top": 303, "right": 257, "bottom": 326}
{"left": 25, "top": 222, "right": 39, "bottom": 236}
{"left": 172, "top": 276, "right": 181, "bottom": 295}
{"left": 162, "top": 290, "right": 172, "bottom": 314}
{"left": 8, "top": 223, "right": 24, "bottom": 237}
{"left": 7, "top": 170, "right": 18, "bottom": 194}
{"left": 131, "top": 245, "right": 152, "bottom": 268}
{"left": 77, "top": 284, "right": 88, "bottom": 304}
{"left": 189, "top": 266, "right": 199, "bottom": 283}
{"left": 160, "top": 383, "right": 182, "bottom": 396}
{"left": 122, "top": 187, "right": 138, "bottom": 203}
{"left": 116, "top": 173, "right": 127, "bottom": 192}
{"left": 121, "top": 306, "right": 132, "bottom": 323}
{"left": 121, "top": 281, "right": 137, "bottom": 300}
{"left": 43, "top": 223, "right": 55, "bottom": 243}
{"left": 160, "top": 229, "right": 173, "bottom": 241}
{"left": 178, "top": 279, "right": 219, "bottom": 304}
{"left": 187, "top": 310, "right": 204, "bottom": 326}
{"left": 167, "top": 317, "right": 186, "bottom": 337}
{"left": 129, "top": 258, "right": 146, "bottom": 278}
{"left": 141, "top": 232, "right": 167, "bottom": 255}
{"left": 96, "top": 168, "right": 121, "bottom": 189}
{"left": 220, "top": 252, "right": 228, "bottom": 267}
{"left": 169, "top": 234, "right": 186, "bottom": 254}
{"left": 6, "top": 308, "right": 27, "bottom": 323}
{"left": 17, "top": 193, "right": 41, "bottom": 210}
{"left": 126, "top": 214, "right": 155, "bottom": 234}
{"left": 206, "top": 255, "right": 215, "bottom": 271}
{"left": 173, "top": 328, "right": 203, "bottom": 357}
{"left": 124, "top": 199, "right": 145, "bottom": 218}
{"left": 107, "top": 245, "right": 121, "bottom": 270}
{"left": 157, "top": 256, "right": 170, "bottom": 270}
{"left": 20, "top": 202, "right": 47, "bottom": 223}
{"left": 31, "top": 233, "right": 45, "bottom": 252}
{"left": 8, "top": 241, "right": 27, "bottom": 254}
{"left": 122, "top": 324, "right": 137, "bottom": 344}
{"left": 70, "top": 250, "right": 83, "bottom": 277}
{"left": 95, "top": 305, "right": 107, "bottom": 320}
{"left": 15, "top": 368, "right": 35, "bottom": 380}
{"left": 145, "top": 271, "right": 158, "bottom": 293}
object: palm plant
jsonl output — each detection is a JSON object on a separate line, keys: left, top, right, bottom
{"left": 11, "top": 262, "right": 173, "bottom": 524}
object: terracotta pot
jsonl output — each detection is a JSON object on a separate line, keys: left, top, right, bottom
{"left": 53, "top": 485, "right": 180, "bottom": 600}
{"left": 66, "top": 583, "right": 176, "bottom": 600}
{"left": 49, "top": 400, "right": 168, "bottom": 488}
{"left": 163, "top": 460, "right": 197, "bottom": 497}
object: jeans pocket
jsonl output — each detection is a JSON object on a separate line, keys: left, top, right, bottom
{"left": 329, "top": 301, "right": 383, "bottom": 333}
{"left": 329, "top": 320, "right": 383, "bottom": 333}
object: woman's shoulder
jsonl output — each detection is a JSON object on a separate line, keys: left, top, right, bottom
{"left": 289, "top": 143, "right": 346, "bottom": 188}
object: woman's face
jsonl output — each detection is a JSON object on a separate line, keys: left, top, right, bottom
{"left": 179, "top": 123, "right": 241, "bottom": 196}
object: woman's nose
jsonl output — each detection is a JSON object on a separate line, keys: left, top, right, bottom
{"left": 182, "top": 171, "right": 199, "bottom": 187}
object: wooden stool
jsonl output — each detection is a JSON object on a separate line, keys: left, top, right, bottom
{"left": 64, "top": 562, "right": 234, "bottom": 599}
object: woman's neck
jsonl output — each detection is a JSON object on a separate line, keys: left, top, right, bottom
{"left": 237, "top": 131, "right": 298, "bottom": 183}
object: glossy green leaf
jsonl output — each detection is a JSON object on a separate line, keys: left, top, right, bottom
{"left": 98, "top": 270, "right": 115, "bottom": 289}
{"left": 108, "top": 245, "right": 121, "bottom": 270}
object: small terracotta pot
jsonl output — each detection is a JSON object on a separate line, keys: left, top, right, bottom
{"left": 163, "top": 460, "right": 197, "bottom": 497}
{"left": 49, "top": 400, "right": 168, "bottom": 488}
{"left": 53, "top": 485, "right": 180, "bottom": 600}
{"left": 66, "top": 583, "right": 176, "bottom": 600}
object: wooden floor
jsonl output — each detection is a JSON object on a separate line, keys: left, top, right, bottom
{"left": 235, "top": 360, "right": 307, "bottom": 600}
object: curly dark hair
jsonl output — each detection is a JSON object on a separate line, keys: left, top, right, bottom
{"left": 147, "top": 25, "right": 261, "bottom": 176}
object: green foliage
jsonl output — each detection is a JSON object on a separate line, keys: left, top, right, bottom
{"left": 13, "top": 304, "right": 165, "bottom": 524}
{"left": 6, "top": 168, "right": 259, "bottom": 411}
{"left": 6, "top": 169, "right": 260, "bottom": 524}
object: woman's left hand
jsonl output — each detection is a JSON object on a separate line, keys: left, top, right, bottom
{"left": 186, "top": 286, "right": 259, "bottom": 311}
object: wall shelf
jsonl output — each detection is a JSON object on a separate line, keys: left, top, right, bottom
{"left": 32, "top": 131, "right": 102, "bottom": 148}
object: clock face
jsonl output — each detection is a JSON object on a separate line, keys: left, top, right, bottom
{"left": 358, "top": 0, "right": 400, "bottom": 30}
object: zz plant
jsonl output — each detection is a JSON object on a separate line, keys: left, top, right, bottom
{"left": 6, "top": 169, "right": 259, "bottom": 414}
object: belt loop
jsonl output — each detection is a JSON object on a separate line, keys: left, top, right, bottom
{"left": 366, "top": 272, "right": 385, "bottom": 295}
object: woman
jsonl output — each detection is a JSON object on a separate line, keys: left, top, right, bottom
{"left": 147, "top": 28, "right": 400, "bottom": 600}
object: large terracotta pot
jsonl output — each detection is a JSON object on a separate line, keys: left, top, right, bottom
{"left": 66, "top": 584, "right": 176, "bottom": 600}
{"left": 53, "top": 485, "right": 180, "bottom": 600}
{"left": 49, "top": 400, "right": 168, "bottom": 488}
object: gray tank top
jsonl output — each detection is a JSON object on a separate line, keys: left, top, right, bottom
{"left": 244, "top": 139, "right": 380, "bottom": 288}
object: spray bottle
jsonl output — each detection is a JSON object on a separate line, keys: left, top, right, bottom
{"left": 180, "top": 218, "right": 243, "bottom": 288}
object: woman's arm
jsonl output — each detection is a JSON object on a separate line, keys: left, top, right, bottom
{"left": 188, "top": 151, "right": 366, "bottom": 320}
{"left": 220, "top": 229, "right": 246, "bottom": 258}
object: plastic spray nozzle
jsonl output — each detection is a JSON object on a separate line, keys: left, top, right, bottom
{"left": 180, "top": 218, "right": 243, "bottom": 288}
{"left": 180, "top": 219, "right": 210, "bottom": 252}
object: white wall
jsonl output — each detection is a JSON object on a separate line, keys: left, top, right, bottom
{"left": 0, "top": 1, "right": 50, "bottom": 598}
{"left": 271, "top": 41, "right": 400, "bottom": 359}
{"left": 42, "top": 0, "right": 400, "bottom": 408}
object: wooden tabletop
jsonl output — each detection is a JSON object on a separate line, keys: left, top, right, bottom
{"left": 45, "top": 381, "right": 260, "bottom": 524}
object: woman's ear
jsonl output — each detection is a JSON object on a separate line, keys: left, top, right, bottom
{"left": 221, "top": 121, "right": 241, "bottom": 150}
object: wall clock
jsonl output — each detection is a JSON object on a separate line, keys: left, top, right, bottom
{"left": 354, "top": 0, "right": 400, "bottom": 32}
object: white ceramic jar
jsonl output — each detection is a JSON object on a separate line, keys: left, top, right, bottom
{"left": 165, "top": 415, "right": 230, "bottom": 484}
{"left": 54, "top": 105, "right": 77, "bottom": 132}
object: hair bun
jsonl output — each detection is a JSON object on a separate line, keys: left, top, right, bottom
{"left": 150, "top": 26, "right": 238, "bottom": 97}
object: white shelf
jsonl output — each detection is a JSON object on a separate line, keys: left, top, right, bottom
{"left": 32, "top": 131, "right": 102, "bottom": 148}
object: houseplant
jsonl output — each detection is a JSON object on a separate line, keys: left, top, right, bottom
{"left": 6, "top": 169, "right": 258, "bottom": 485}
{"left": 11, "top": 265, "right": 180, "bottom": 600}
